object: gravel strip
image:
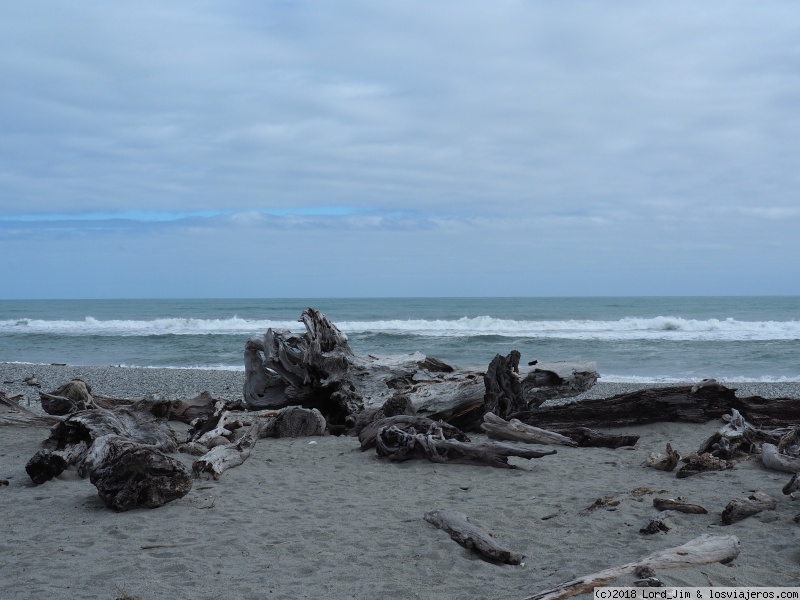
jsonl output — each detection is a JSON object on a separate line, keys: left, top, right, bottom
{"left": 2, "top": 363, "right": 799, "bottom": 415}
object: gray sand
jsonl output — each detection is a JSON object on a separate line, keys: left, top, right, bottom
{"left": 2, "top": 364, "right": 800, "bottom": 599}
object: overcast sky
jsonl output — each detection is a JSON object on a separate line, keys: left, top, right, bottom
{"left": 2, "top": 1, "right": 799, "bottom": 299}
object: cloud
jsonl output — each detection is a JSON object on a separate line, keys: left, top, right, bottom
{"left": 2, "top": 1, "right": 800, "bottom": 296}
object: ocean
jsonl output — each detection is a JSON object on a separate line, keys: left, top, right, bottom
{"left": 0, "top": 297, "right": 798, "bottom": 383}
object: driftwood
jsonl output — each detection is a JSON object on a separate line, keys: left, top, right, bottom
{"left": 645, "top": 444, "right": 681, "bottom": 472}
{"left": 652, "top": 498, "right": 708, "bottom": 514}
{"left": 697, "top": 409, "right": 769, "bottom": 459}
{"left": 761, "top": 443, "right": 800, "bottom": 474}
{"left": 192, "top": 422, "right": 261, "bottom": 480}
{"left": 721, "top": 492, "right": 777, "bottom": 524}
{"left": 85, "top": 434, "right": 192, "bottom": 511}
{"left": 39, "top": 379, "right": 99, "bottom": 415}
{"left": 243, "top": 308, "right": 598, "bottom": 433}
{"left": 351, "top": 394, "right": 417, "bottom": 435}
{"left": 260, "top": 406, "right": 326, "bottom": 438}
{"left": 520, "top": 362, "right": 598, "bottom": 408}
{"left": 555, "top": 427, "right": 639, "bottom": 448}
{"left": 481, "top": 412, "right": 577, "bottom": 447}
{"left": 0, "top": 391, "right": 62, "bottom": 427}
{"left": 424, "top": 509, "right": 524, "bottom": 565}
{"left": 483, "top": 351, "right": 524, "bottom": 418}
{"left": 520, "top": 534, "right": 740, "bottom": 600}
{"left": 359, "top": 415, "right": 470, "bottom": 451}
{"left": 26, "top": 397, "right": 179, "bottom": 483}
{"left": 375, "top": 422, "right": 556, "bottom": 468}
{"left": 510, "top": 383, "right": 800, "bottom": 430}
{"left": 676, "top": 453, "right": 735, "bottom": 478}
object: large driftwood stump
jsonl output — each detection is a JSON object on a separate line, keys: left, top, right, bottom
{"left": 424, "top": 509, "right": 524, "bottom": 565}
{"left": 243, "top": 308, "right": 599, "bottom": 433}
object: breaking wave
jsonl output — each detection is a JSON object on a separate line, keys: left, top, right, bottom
{"left": 2, "top": 315, "right": 799, "bottom": 341}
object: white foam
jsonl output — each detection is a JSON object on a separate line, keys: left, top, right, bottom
{"left": 2, "top": 314, "right": 799, "bottom": 341}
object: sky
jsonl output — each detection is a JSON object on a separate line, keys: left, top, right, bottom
{"left": 2, "top": 1, "right": 799, "bottom": 299}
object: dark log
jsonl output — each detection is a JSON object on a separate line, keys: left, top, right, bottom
{"left": 39, "top": 379, "right": 99, "bottom": 415}
{"left": 86, "top": 434, "right": 193, "bottom": 511}
{"left": 358, "top": 415, "right": 470, "bottom": 451}
{"left": 555, "top": 427, "right": 639, "bottom": 448}
{"left": 652, "top": 498, "right": 708, "bottom": 514}
{"left": 375, "top": 422, "right": 556, "bottom": 468}
{"left": 721, "top": 492, "right": 777, "bottom": 524}
{"left": 511, "top": 383, "right": 800, "bottom": 430}
{"left": 424, "top": 509, "right": 524, "bottom": 565}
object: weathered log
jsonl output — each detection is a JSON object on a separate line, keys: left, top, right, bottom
{"left": 520, "top": 362, "right": 598, "bottom": 408}
{"left": 483, "top": 351, "right": 524, "bottom": 418}
{"left": 761, "top": 443, "right": 800, "bottom": 474}
{"left": 25, "top": 398, "right": 178, "bottom": 484}
{"left": 652, "top": 498, "right": 708, "bottom": 514}
{"left": 375, "top": 423, "right": 556, "bottom": 468}
{"left": 39, "top": 379, "right": 99, "bottom": 415}
{"left": 520, "top": 534, "right": 740, "bottom": 600}
{"left": 697, "top": 409, "right": 769, "bottom": 459}
{"left": 0, "top": 391, "right": 62, "bottom": 427}
{"left": 424, "top": 509, "right": 524, "bottom": 565}
{"left": 645, "top": 443, "right": 681, "bottom": 471}
{"left": 721, "top": 492, "right": 777, "bottom": 524}
{"left": 170, "top": 391, "right": 226, "bottom": 424}
{"left": 555, "top": 427, "right": 639, "bottom": 448}
{"left": 359, "top": 415, "right": 470, "bottom": 451}
{"left": 192, "top": 422, "right": 261, "bottom": 480}
{"left": 511, "top": 383, "right": 800, "bottom": 430}
{"left": 261, "top": 406, "right": 326, "bottom": 438}
{"left": 351, "top": 394, "right": 417, "bottom": 435}
{"left": 676, "top": 453, "right": 735, "bottom": 478}
{"left": 86, "top": 434, "right": 193, "bottom": 511}
{"left": 481, "top": 412, "right": 577, "bottom": 446}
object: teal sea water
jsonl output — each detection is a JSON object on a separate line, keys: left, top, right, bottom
{"left": 1, "top": 297, "right": 798, "bottom": 382}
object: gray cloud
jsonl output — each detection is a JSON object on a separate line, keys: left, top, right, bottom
{"left": 1, "top": 1, "right": 799, "bottom": 297}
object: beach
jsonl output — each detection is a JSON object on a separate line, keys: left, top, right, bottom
{"left": 2, "top": 364, "right": 800, "bottom": 599}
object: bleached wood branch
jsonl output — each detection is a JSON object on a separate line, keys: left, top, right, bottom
{"left": 520, "top": 534, "right": 740, "bottom": 600}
